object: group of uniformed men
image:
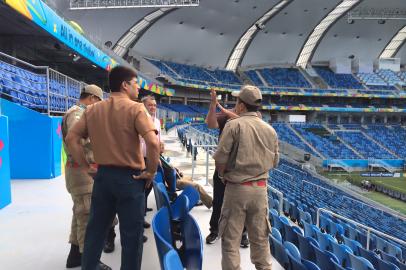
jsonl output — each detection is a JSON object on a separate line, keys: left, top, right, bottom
{"left": 63, "top": 65, "right": 279, "bottom": 270}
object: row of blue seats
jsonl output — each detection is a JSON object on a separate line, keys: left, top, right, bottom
{"left": 259, "top": 68, "right": 312, "bottom": 88}
{"left": 268, "top": 159, "right": 406, "bottom": 252}
{"left": 152, "top": 166, "right": 203, "bottom": 270}
{"left": 292, "top": 123, "right": 359, "bottom": 159}
{"left": 335, "top": 131, "right": 395, "bottom": 159}
{"left": 159, "top": 103, "right": 204, "bottom": 115}
{"left": 0, "top": 60, "right": 46, "bottom": 83}
{"left": 314, "top": 67, "right": 365, "bottom": 90}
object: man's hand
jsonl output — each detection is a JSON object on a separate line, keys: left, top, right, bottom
{"left": 132, "top": 171, "right": 156, "bottom": 188}
{"left": 210, "top": 89, "right": 217, "bottom": 105}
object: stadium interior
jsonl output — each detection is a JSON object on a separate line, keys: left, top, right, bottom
{"left": 1, "top": 0, "right": 406, "bottom": 269}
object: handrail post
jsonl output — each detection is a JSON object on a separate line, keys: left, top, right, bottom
{"left": 191, "top": 145, "right": 195, "bottom": 180}
{"left": 65, "top": 76, "right": 68, "bottom": 112}
{"left": 366, "top": 228, "right": 371, "bottom": 250}
{"left": 316, "top": 208, "right": 321, "bottom": 227}
{"left": 46, "top": 67, "right": 50, "bottom": 115}
{"left": 205, "top": 149, "right": 209, "bottom": 186}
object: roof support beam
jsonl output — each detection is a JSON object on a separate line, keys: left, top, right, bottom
{"left": 380, "top": 25, "right": 406, "bottom": 59}
{"left": 225, "top": 0, "right": 292, "bottom": 71}
{"left": 113, "top": 8, "right": 175, "bottom": 57}
{"left": 296, "top": 0, "right": 362, "bottom": 68}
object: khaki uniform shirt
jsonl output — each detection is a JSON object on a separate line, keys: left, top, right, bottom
{"left": 62, "top": 104, "right": 94, "bottom": 164}
{"left": 69, "top": 92, "right": 157, "bottom": 170}
{"left": 62, "top": 104, "right": 94, "bottom": 194}
{"left": 213, "top": 112, "right": 279, "bottom": 184}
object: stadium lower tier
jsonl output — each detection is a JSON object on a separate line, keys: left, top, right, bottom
{"left": 268, "top": 159, "right": 406, "bottom": 270}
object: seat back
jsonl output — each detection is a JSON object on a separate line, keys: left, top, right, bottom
{"left": 181, "top": 213, "right": 203, "bottom": 270}
{"left": 348, "top": 253, "right": 375, "bottom": 270}
{"left": 154, "top": 182, "right": 172, "bottom": 211}
{"left": 381, "top": 251, "right": 401, "bottom": 267}
{"left": 270, "top": 234, "right": 288, "bottom": 269}
{"left": 386, "top": 242, "right": 403, "bottom": 260}
{"left": 271, "top": 210, "right": 283, "bottom": 231}
{"left": 163, "top": 249, "right": 184, "bottom": 270}
{"left": 316, "top": 230, "right": 334, "bottom": 251}
{"left": 297, "top": 232, "right": 316, "bottom": 261}
{"left": 377, "top": 257, "right": 400, "bottom": 270}
{"left": 152, "top": 207, "right": 174, "bottom": 270}
{"left": 330, "top": 239, "right": 353, "bottom": 267}
{"left": 358, "top": 246, "right": 379, "bottom": 270}
{"left": 284, "top": 241, "right": 306, "bottom": 270}
{"left": 312, "top": 242, "right": 338, "bottom": 270}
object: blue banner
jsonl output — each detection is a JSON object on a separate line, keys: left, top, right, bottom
{"left": 6, "top": 0, "right": 118, "bottom": 70}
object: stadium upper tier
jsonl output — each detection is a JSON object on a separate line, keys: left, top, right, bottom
{"left": 258, "top": 68, "right": 312, "bottom": 88}
{"left": 147, "top": 59, "right": 406, "bottom": 93}
{"left": 314, "top": 67, "right": 365, "bottom": 90}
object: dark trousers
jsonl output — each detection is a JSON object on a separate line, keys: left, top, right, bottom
{"left": 82, "top": 166, "right": 145, "bottom": 270}
{"left": 209, "top": 170, "right": 247, "bottom": 236}
{"left": 209, "top": 170, "right": 225, "bottom": 233}
{"left": 144, "top": 157, "right": 152, "bottom": 215}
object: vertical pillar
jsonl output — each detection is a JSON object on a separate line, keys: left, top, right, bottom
{"left": 0, "top": 115, "right": 11, "bottom": 209}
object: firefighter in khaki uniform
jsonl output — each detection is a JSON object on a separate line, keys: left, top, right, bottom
{"left": 213, "top": 85, "right": 279, "bottom": 270}
{"left": 62, "top": 85, "right": 111, "bottom": 270}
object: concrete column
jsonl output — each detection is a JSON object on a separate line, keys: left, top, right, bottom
{"left": 184, "top": 97, "right": 187, "bottom": 105}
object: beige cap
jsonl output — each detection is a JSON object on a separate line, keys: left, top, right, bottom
{"left": 231, "top": 85, "right": 262, "bottom": 106}
{"left": 82, "top": 84, "right": 104, "bottom": 100}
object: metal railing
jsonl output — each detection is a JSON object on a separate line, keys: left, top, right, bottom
{"left": 191, "top": 144, "right": 217, "bottom": 185}
{"left": 0, "top": 51, "right": 84, "bottom": 114}
{"left": 316, "top": 208, "right": 406, "bottom": 250}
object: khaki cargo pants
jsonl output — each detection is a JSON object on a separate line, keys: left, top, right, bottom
{"left": 69, "top": 192, "right": 92, "bottom": 253}
{"left": 66, "top": 167, "right": 117, "bottom": 253}
{"left": 219, "top": 182, "right": 272, "bottom": 270}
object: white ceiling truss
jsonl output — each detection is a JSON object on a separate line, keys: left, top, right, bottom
{"left": 380, "top": 25, "right": 406, "bottom": 59}
{"left": 112, "top": 7, "right": 175, "bottom": 57}
{"left": 225, "top": 0, "right": 292, "bottom": 71}
{"left": 296, "top": 0, "right": 362, "bottom": 68}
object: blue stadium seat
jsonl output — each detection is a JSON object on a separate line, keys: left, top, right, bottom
{"left": 284, "top": 241, "right": 307, "bottom": 270}
{"left": 180, "top": 212, "right": 203, "bottom": 270}
{"left": 152, "top": 207, "right": 175, "bottom": 270}
{"left": 348, "top": 253, "right": 375, "bottom": 270}
{"left": 163, "top": 249, "right": 184, "bottom": 270}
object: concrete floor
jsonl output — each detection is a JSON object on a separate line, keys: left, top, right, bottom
{"left": 0, "top": 130, "right": 283, "bottom": 270}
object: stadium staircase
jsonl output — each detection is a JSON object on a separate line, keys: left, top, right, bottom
{"left": 333, "top": 132, "right": 364, "bottom": 159}
{"left": 255, "top": 69, "right": 270, "bottom": 87}
{"left": 361, "top": 130, "right": 400, "bottom": 159}
{"left": 287, "top": 124, "right": 325, "bottom": 159}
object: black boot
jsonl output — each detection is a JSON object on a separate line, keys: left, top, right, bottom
{"left": 103, "top": 227, "right": 116, "bottom": 253}
{"left": 66, "top": 244, "right": 81, "bottom": 268}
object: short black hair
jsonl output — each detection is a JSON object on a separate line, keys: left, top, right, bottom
{"left": 238, "top": 98, "right": 259, "bottom": 112}
{"left": 108, "top": 66, "right": 138, "bottom": 92}
{"left": 79, "top": 92, "right": 93, "bottom": 100}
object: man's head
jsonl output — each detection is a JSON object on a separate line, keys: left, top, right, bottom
{"left": 141, "top": 95, "right": 157, "bottom": 116}
{"left": 108, "top": 65, "right": 139, "bottom": 100}
{"left": 232, "top": 85, "right": 262, "bottom": 114}
{"left": 79, "top": 84, "right": 103, "bottom": 106}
